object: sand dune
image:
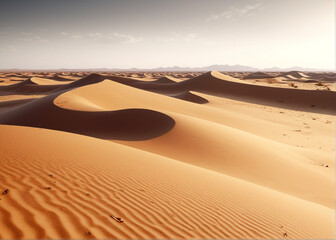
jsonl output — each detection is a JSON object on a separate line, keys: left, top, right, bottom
{"left": 280, "top": 71, "right": 308, "bottom": 79}
{"left": 168, "top": 91, "right": 209, "bottom": 104}
{"left": 104, "top": 71, "right": 335, "bottom": 113}
{"left": 2, "top": 79, "right": 331, "bottom": 206}
{"left": 54, "top": 73, "right": 107, "bottom": 91}
{"left": 57, "top": 73, "right": 209, "bottom": 104}
{"left": 47, "top": 74, "right": 78, "bottom": 82}
{"left": 0, "top": 77, "right": 67, "bottom": 94}
{"left": 152, "top": 76, "right": 178, "bottom": 84}
{"left": 30, "top": 77, "right": 73, "bottom": 85}
{"left": 115, "top": 112, "right": 334, "bottom": 208}
{"left": 242, "top": 71, "right": 273, "bottom": 79}
{"left": 0, "top": 84, "right": 175, "bottom": 140}
{"left": 0, "top": 98, "right": 40, "bottom": 114}
{"left": 0, "top": 125, "right": 334, "bottom": 239}
{"left": 178, "top": 71, "right": 336, "bottom": 114}
{"left": 0, "top": 71, "right": 334, "bottom": 239}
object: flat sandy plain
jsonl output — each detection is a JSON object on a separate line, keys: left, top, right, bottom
{"left": 0, "top": 70, "right": 335, "bottom": 239}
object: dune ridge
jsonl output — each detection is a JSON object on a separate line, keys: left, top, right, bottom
{"left": 0, "top": 77, "right": 67, "bottom": 94}
{"left": 102, "top": 71, "right": 335, "bottom": 114}
{"left": 1, "top": 79, "right": 330, "bottom": 207}
{"left": 0, "top": 86, "right": 175, "bottom": 140}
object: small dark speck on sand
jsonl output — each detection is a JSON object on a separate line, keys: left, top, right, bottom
{"left": 109, "top": 215, "right": 124, "bottom": 223}
{"left": 1, "top": 189, "right": 9, "bottom": 195}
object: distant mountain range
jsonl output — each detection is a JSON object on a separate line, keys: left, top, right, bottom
{"left": 1, "top": 64, "right": 334, "bottom": 72}
{"left": 131, "top": 65, "right": 333, "bottom": 72}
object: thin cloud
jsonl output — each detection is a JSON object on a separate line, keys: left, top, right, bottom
{"left": 61, "top": 32, "right": 142, "bottom": 44}
{"left": 71, "top": 34, "right": 82, "bottom": 39}
{"left": 154, "top": 32, "right": 198, "bottom": 43}
{"left": 20, "top": 32, "right": 34, "bottom": 36}
{"left": 18, "top": 38, "right": 33, "bottom": 41}
{"left": 206, "top": 2, "right": 262, "bottom": 22}
{"left": 0, "top": 45, "right": 17, "bottom": 51}
{"left": 17, "top": 34, "right": 49, "bottom": 43}
{"left": 111, "top": 32, "right": 143, "bottom": 43}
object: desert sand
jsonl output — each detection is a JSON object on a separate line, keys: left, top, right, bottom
{"left": 0, "top": 70, "right": 335, "bottom": 239}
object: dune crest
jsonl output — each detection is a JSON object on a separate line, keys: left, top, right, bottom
{"left": 0, "top": 81, "right": 175, "bottom": 140}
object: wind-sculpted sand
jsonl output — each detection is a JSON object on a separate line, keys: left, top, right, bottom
{"left": 0, "top": 71, "right": 335, "bottom": 239}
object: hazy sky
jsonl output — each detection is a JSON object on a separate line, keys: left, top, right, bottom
{"left": 0, "top": 0, "right": 334, "bottom": 69}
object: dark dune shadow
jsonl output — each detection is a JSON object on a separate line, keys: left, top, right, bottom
{"left": 169, "top": 92, "right": 209, "bottom": 104}
{"left": 0, "top": 78, "right": 66, "bottom": 94}
{"left": 104, "top": 71, "right": 336, "bottom": 114}
{"left": 0, "top": 90, "right": 175, "bottom": 141}
{"left": 0, "top": 98, "right": 40, "bottom": 114}
{"left": 55, "top": 73, "right": 210, "bottom": 104}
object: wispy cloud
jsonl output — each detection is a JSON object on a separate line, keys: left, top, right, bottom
{"left": 111, "top": 32, "right": 143, "bottom": 43}
{"left": 206, "top": 2, "right": 262, "bottom": 22}
{"left": 60, "top": 32, "right": 143, "bottom": 44}
{"left": 60, "top": 32, "right": 82, "bottom": 39}
{"left": 9, "top": 31, "right": 49, "bottom": 43}
{"left": 20, "top": 32, "right": 34, "bottom": 36}
{"left": 17, "top": 34, "right": 49, "bottom": 43}
{"left": 72, "top": 34, "right": 83, "bottom": 40}
{"left": 154, "top": 32, "right": 216, "bottom": 45}
{"left": 0, "top": 45, "right": 17, "bottom": 52}
{"left": 154, "top": 32, "right": 198, "bottom": 43}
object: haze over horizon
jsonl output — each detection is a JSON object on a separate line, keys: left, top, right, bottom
{"left": 0, "top": 0, "right": 334, "bottom": 70}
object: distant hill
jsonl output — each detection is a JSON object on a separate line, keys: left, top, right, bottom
{"left": 0, "top": 65, "right": 333, "bottom": 72}
{"left": 149, "top": 64, "right": 260, "bottom": 72}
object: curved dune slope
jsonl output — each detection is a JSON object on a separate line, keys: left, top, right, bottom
{"left": 54, "top": 74, "right": 206, "bottom": 104}
{"left": 0, "top": 81, "right": 175, "bottom": 140}
{"left": 152, "top": 76, "right": 178, "bottom": 84}
{"left": 0, "top": 125, "right": 334, "bottom": 239}
{"left": 115, "top": 113, "right": 334, "bottom": 208}
{"left": 30, "top": 77, "right": 73, "bottom": 85}
{"left": 0, "top": 77, "right": 67, "bottom": 93}
{"left": 243, "top": 71, "right": 273, "bottom": 79}
{"left": 177, "top": 71, "right": 336, "bottom": 114}
{"left": 280, "top": 71, "right": 308, "bottom": 79}
{"left": 169, "top": 91, "right": 209, "bottom": 104}
{"left": 109, "top": 76, "right": 208, "bottom": 104}
{"left": 108, "top": 71, "right": 335, "bottom": 113}
{"left": 48, "top": 74, "right": 77, "bottom": 82}
{"left": 54, "top": 73, "right": 107, "bottom": 92}
{"left": 22, "top": 80, "right": 332, "bottom": 208}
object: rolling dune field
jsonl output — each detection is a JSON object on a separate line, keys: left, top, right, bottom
{"left": 0, "top": 71, "right": 335, "bottom": 239}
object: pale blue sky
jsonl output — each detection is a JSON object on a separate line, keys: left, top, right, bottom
{"left": 0, "top": 0, "right": 334, "bottom": 69}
